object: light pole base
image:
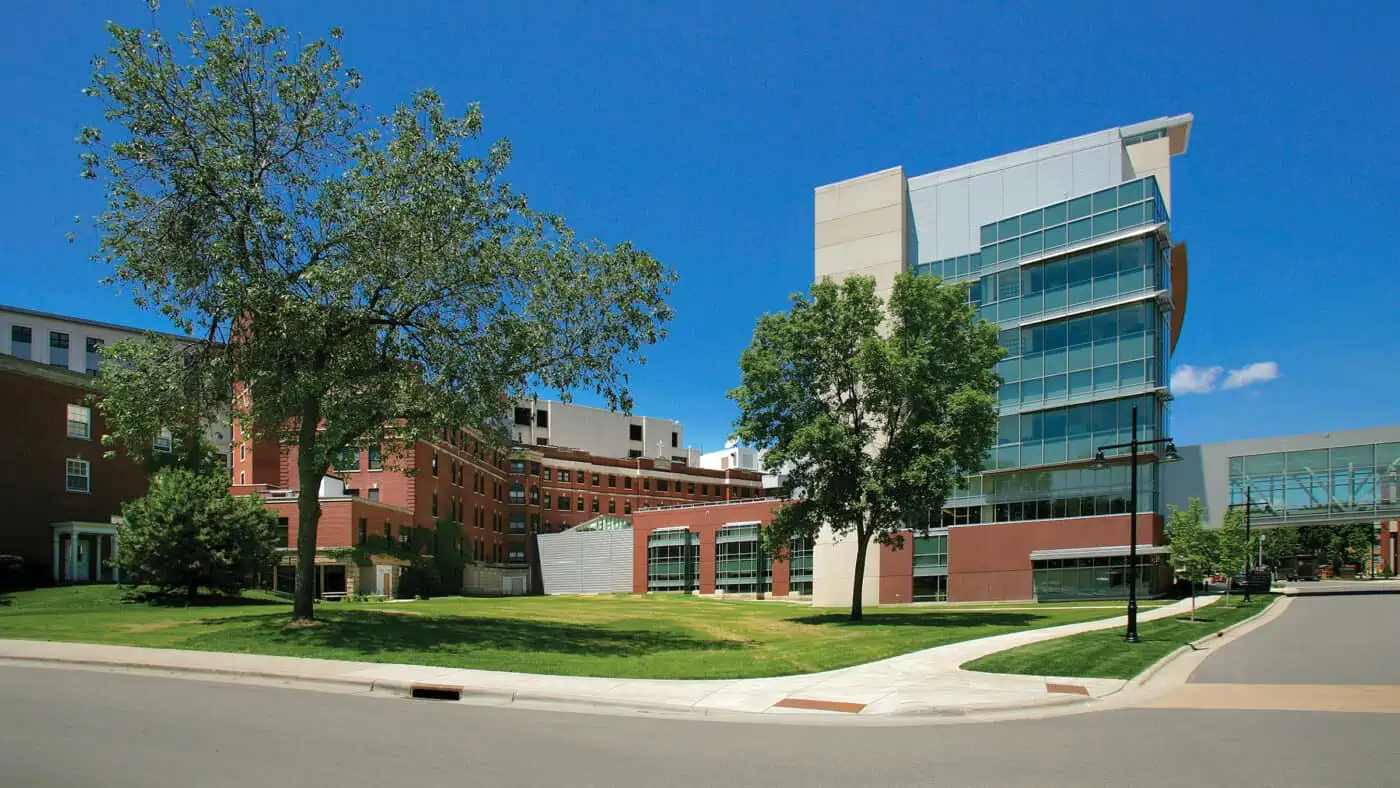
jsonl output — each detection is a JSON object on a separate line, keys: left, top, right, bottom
{"left": 1125, "top": 632, "right": 1140, "bottom": 644}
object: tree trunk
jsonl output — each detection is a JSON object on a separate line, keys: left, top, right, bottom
{"left": 186, "top": 582, "right": 199, "bottom": 600}
{"left": 293, "top": 399, "right": 323, "bottom": 621}
{"left": 850, "top": 531, "right": 870, "bottom": 622}
{"left": 1190, "top": 586, "right": 1196, "bottom": 622}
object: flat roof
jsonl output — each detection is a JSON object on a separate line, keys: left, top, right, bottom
{"left": 0, "top": 303, "right": 196, "bottom": 344}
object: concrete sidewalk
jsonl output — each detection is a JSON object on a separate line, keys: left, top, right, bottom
{"left": 0, "top": 595, "right": 1217, "bottom": 721}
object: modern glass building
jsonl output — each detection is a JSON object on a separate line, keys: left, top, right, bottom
{"left": 812, "top": 114, "right": 1193, "bottom": 605}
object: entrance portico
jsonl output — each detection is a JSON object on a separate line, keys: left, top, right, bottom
{"left": 51, "top": 522, "right": 120, "bottom": 584}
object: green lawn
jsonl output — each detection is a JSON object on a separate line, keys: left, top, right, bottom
{"left": 1, "top": 586, "right": 1153, "bottom": 679}
{"left": 962, "top": 595, "right": 1278, "bottom": 680}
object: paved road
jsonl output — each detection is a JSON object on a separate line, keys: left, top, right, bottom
{"left": 1191, "top": 591, "right": 1400, "bottom": 685}
{"left": 2, "top": 665, "right": 1398, "bottom": 788}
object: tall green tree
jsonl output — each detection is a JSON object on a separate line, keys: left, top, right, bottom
{"left": 730, "top": 272, "right": 1002, "bottom": 620}
{"left": 1165, "top": 498, "right": 1217, "bottom": 620}
{"left": 81, "top": 6, "right": 673, "bottom": 620}
{"left": 115, "top": 467, "right": 280, "bottom": 598}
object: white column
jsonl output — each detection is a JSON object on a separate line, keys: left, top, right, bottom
{"left": 95, "top": 536, "right": 103, "bottom": 583}
{"left": 68, "top": 532, "right": 79, "bottom": 583}
{"left": 52, "top": 530, "right": 61, "bottom": 583}
{"left": 113, "top": 533, "right": 120, "bottom": 585}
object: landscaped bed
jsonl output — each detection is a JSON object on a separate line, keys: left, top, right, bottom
{"left": 2, "top": 586, "right": 1158, "bottom": 679}
{"left": 961, "top": 594, "right": 1278, "bottom": 680}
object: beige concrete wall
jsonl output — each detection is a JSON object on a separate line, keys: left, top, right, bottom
{"left": 1123, "top": 135, "right": 1175, "bottom": 214}
{"left": 814, "top": 167, "right": 908, "bottom": 301}
{"left": 812, "top": 524, "right": 882, "bottom": 608}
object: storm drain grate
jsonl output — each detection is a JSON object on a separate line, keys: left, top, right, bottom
{"left": 410, "top": 684, "right": 464, "bottom": 701}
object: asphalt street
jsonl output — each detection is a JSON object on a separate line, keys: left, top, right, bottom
{"left": 2, "top": 591, "right": 1398, "bottom": 788}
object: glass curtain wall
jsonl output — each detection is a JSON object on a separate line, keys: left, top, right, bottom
{"left": 1229, "top": 442, "right": 1400, "bottom": 524}
{"left": 646, "top": 529, "right": 699, "bottom": 591}
{"left": 788, "top": 537, "right": 813, "bottom": 595}
{"left": 714, "top": 524, "right": 769, "bottom": 593}
{"left": 1032, "top": 554, "right": 1163, "bottom": 601}
{"left": 912, "top": 533, "right": 949, "bottom": 601}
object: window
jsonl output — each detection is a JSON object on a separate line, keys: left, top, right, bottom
{"left": 535, "top": 409, "right": 549, "bottom": 428}
{"left": 239, "top": 471, "right": 246, "bottom": 485}
{"left": 431, "top": 451, "right": 439, "bottom": 477}
{"left": 624, "top": 477, "right": 633, "bottom": 489}
{"left": 240, "top": 443, "right": 246, "bottom": 461}
{"left": 624, "top": 500, "right": 632, "bottom": 515}
{"left": 701, "top": 484, "right": 709, "bottom": 496}
{"left": 671, "top": 431, "right": 678, "bottom": 448}
{"left": 687, "top": 482, "right": 695, "bottom": 494}
{"left": 608, "top": 474, "right": 616, "bottom": 488}
{"left": 608, "top": 498, "right": 616, "bottom": 514}
{"left": 536, "top": 437, "right": 548, "bottom": 445}
{"left": 509, "top": 458, "right": 526, "bottom": 474}
{"left": 514, "top": 407, "right": 532, "bottom": 426}
{"left": 657, "top": 479, "right": 669, "bottom": 492}
{"left": 153, "top": 428, "right": 173, "bottom": 453}
{"left": 591, "top": 472, "right": 600, "bottom": 486}
{"left": 507, "top": 547, "right": 526, "bottom": 564}
{"left": 557, "top": 496, "right": 569, "bottom": 511}
{"left": 84, "top": 337, "right": 103, "bottom": 376}
{"left": 646, "top": 529, "right": 698, "bottom": 591}
{"left": 643, "top": 478, "right": 651, "bottom": 491}
{"left": 508, "top": 484, "right": 525, "bottom": 504}
{"left": 48, "top": 331, "right": 69, "bottom": 368}
{"left": 529, "top": 461, "right": 540, "bottom": 475}
{"left": 432, "top": 491, "right": 439, "bottom": 517}
{"left": 715, "top": 523, "right": 768, "bottom": 593}
{"left": 543, "top": 468, "right": 552, "bottom": 481}
{"left": 629, "top": 424, "right": 643, "bottom": 441}
{"left": 368, "top": 487, "right": 380, "bottom": 503}
{"left": 358, "top": 518, "right": 368, "bottom": 544}
{"left": 591, "top": 497, "right": 600, "bottom": 513}
{"left": 628, "top": 449, "right": 642, "bottom": 458}
{"left": 576, "top": 470, "right": 585, "bottom": 483}
{"left": 368, "top": 445, "right": 382, "bottom": 470}
{"left": 332, "top": 447, "right": 358, "bottom": 473}
{"left": 529, "top": 486, "right": 539, "bottom": 504}
{"left": 509, "top": 514, "right": 526, "bottom": 534}
{"left": 66, "top": 404, "right": 91, "bottom": 439}
{"left": 543, "top": 492, "right": 551, "bottom": 508}
{"left": 577, "top": 497, "right": 584, "bottom": 511}
{"left": 398, "top": 527, "right": 409, "bottom": 545}
{"left": 65, "top": 458, "right": 90, "bottom": 493}
{"left": 385, "top": 522, "right": 392, "bottom": 540}
{"left": 10, "top": 325, "right": 31, "bottom": 359}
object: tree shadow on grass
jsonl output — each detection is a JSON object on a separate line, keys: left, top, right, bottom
{"left": 187, "top": 610, "right": 748, "bottom": 659}
{"left": 125, "top": 590, "right": 287, "bottom": 609}
{"left": 793, "top": 612, "right": 1043, "bottom": 628}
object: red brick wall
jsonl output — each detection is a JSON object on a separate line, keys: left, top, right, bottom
{"left": 630, "top": 500, "right": 790, "bottom": 593}
{"left": 0, "top": 362, "right": 149, "bottom": 574}
{"left": 945, "top": 514, "right": 1165, "bottom": 602}
{"left": 879, "top": 537, "right": 916, "bottom": 604}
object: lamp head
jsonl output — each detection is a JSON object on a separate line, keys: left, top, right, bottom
{"left": 1161, "top": 441, "right": 1181, "bottom": 463}
{"left": 1092, "top": 450, "right": 1108, "bottom": 470}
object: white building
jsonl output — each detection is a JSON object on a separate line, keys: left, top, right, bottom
{"left": 510, "top": 398, "right": 699, "bottom": 465}
{"left": 1, "top": 304, "right": 233, "bottom": 466}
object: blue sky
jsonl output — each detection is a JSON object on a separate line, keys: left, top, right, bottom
{"left": 3, "top": 1, "right": 1397, "bottom": 453}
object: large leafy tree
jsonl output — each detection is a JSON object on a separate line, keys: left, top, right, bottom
{"left": 731, "top": 272, "right": 1002, "bottom": 620}
{"left": 1216, "top": 507, "right": 1249, "bottom": 605}
{"left": 81, "top": 6, "right": 673, "bottom": 619}
{"left": 115, "top": 467, "right": 280, "bottom": 598}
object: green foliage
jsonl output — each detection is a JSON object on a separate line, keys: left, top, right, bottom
{"left": 1299, "top": 524, "right": 1377, "bottom": 574}
{"left": 1260, "top": 527, "right": 1301, "bottom": 569}
{"left": 1217, "top": 508, "right": 1250, "bottom": 602}
{"left": 730, "top": 272, "right": 1003, "bottom": 619}
{"left": 81, "top": 6, "right": 673, "bottom": 619}
{"left": 114, "top": 468, "right": 280, "bottom": 597}
{"left": 1165, "top": 498, "right": 1217, "bottom": 619}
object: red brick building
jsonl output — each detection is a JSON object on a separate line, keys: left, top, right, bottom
{"left": 630, "top": 499, "right": 807, "bottom": 596}
{"left": 0, "top": 355, "right": 148, "bottom": 584}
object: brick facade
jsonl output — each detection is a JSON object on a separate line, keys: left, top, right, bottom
{"left": 0, "top": 357, "right": 148, "bottom": 579}
{"left": 630, "top": 499, "right": 793, "bottom": 595}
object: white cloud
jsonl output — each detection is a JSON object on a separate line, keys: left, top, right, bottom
{"left": 1170, "top": 364, "right": 1222, "bottom": 395}
{"left": 1222, "top": 361, "right": 1281, "bottom": 390}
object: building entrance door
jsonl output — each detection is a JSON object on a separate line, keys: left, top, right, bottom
{"left": 71, "top": 538, "right": 90, "bottom": 582}
{"left": 377, "top": 566, "right": 393, "bottom": 597}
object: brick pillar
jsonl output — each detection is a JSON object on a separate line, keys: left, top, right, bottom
{"left": 698, "top": 528, "right": 716, "bottom": 595}
{"left": 770, "top": 551, "right": 791, "bottom": 596}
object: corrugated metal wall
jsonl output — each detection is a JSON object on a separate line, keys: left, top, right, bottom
{"left": 536, "top": 529, "right": 634, "bottom": 594}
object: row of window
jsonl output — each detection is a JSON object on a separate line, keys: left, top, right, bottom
{"left": 990, "top": 394, "right": 1162, "bottom": 471}
{"left": 9, "top": 326, "right": 105, "bottom": 375}
{"left": 66, "top": 403, "right": 171, "bottom": 451}
{"left": 973, "top": 237, "right": 1168, "bottom": 327}
{"left": 540, "top": 467, "right": 736, "bottom": 498}
{"left": 552, "top": 494, "right": 634, "bottom": 515}
{"left": 645, "top": 529, "right": 813, "bottom": 593}
{"left": 978, "top": 177, "right": 1168, "bottom": 269}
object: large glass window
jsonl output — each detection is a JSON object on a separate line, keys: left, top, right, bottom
{"left": 84, "top": 337, "right": 103, "bottom": 376}
{"left": 10, "top": 325, "right": 32, "bottom": 359}
{"left": 714, "top": 523, "right": 768, "bottom": 593}
{"left": 48, "top": 331, "right": 69, "bottom": 368}
{"left": 992, "top": 395, "right": 1159, "bottom": 470}
{"left": 646, "top": 529, "right": 699, "bottom": 591}
{"left": 1032, "top": 555, "right": 1163, "bottom": 601}
{"left": 66, "top": 404, "right": 91, "bottom": 439}
{"left": 1228, "top": 441, "right": 1400, "bottom": 524}
{"left": 788, "top": 537, "right": 813, "bottom": 595}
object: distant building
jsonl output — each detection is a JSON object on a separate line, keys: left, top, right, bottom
{"left": 508, "top": 397, "right": 699, "bottom": 465}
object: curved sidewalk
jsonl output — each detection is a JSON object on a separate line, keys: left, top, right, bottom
{"left": 0, "top": 595, "right": 1216, "bottom": 721}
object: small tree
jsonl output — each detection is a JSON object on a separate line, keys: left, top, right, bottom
{"left": 1217, "top": 507, "right": 1249, "bottom": 606}
{"left": 1165, "top": 498, "right": 1217, "bottom": 620}
{"left": 731, "top": 272, "right": 1003, "bottom": 621}
{"left": 115, "top": 468, "right": 280, "bottom": 598}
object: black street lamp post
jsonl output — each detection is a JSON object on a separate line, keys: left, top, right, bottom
{"left": 1228, "top": 488, "right": 1273, "bottom": 605}
{"left": 1094, "top": 405, "right": 1178, "bottom": 644}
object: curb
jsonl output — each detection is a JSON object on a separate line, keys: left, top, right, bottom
{"left": 0, "top": 653, "right": 382, "bottom": 694}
